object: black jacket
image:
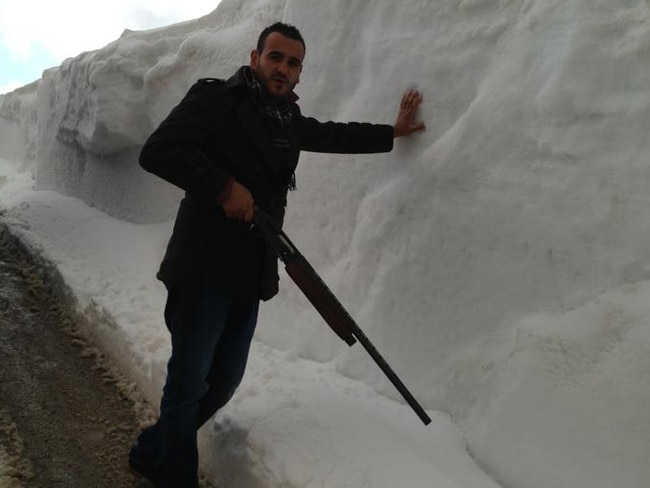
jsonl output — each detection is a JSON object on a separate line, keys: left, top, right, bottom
{"left": 140, "top": 66, "right": 394, "bottom": 300}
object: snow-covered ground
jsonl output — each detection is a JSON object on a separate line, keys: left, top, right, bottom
{"left": 2, "top": 0, "right": 650, "bottom": 487}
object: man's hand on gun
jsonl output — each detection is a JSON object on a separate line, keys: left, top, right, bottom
{"left": 222, "top": 180, "right": 255, "bottom": 222}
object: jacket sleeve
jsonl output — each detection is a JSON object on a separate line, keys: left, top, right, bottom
{"left": 295, "top": 114, "right": 394, "bottom": 154}
{"left": 139, "top": 80, "right": 233, "bottom": 203}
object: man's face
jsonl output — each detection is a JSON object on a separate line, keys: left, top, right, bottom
{"left": 250, "top": 32, "right": 304, "bottom": 100}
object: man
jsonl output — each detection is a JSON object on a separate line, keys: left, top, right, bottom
{"left": 129, "top": 22, "right": 425, "bottom": 488}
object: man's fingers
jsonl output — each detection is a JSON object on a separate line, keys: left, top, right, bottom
{"left": 401, "top": 89, "right": 423, "bottom": 107}
{"left": 222, "top": 180, "right": 255, "bottom": 221}
{"left": 243, "top": 205, "right": 255, "bottom": 222}
{"left": 394, "top": 89, "right": 426, "bottom": 138}
{"left": 223, "top": 204, "right": 254, "bottom": 221}
{"left": 412, "top": 121, "right": 426, "bottom": 132}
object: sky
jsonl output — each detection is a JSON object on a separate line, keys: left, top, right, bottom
{"left": 0, "top": 0, "right": 220, "bottom": 94}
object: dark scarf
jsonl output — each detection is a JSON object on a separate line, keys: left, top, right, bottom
{"left": 244, "top": 67, "right": 296, "bottom": 190}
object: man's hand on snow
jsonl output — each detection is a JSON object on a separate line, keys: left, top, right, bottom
{"left": 393, "top": 88, "right": 426, "bottom": 138}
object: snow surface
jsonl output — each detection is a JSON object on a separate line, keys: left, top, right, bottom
{"left": 2, "top": 0, "right": 650, "bottom": 487}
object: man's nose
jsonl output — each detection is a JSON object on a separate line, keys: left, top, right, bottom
{"left": 276, "top": 61, "right": 289, "bottom": 75}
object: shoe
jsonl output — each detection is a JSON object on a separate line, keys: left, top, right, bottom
{"left": 128, "top": 457, "right": 158, "bottom": 487}
{"left": 129, "top": 425, "right": 159, "bottom": 486}
{"left": 129, "top": 447, "right": 158, "bottom": 487}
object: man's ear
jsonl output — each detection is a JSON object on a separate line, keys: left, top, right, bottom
{"left": 250, "top": 49, "right": 259, "bottom": 69}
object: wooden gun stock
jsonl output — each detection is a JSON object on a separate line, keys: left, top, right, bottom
{"left": 252, "top": 210, "right": 431, "bottom": 426}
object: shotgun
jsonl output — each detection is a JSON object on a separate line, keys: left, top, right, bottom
{"left": 252, "top": 209, "right": 431, "bottom": 426}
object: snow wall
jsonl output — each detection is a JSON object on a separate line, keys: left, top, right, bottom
{"left": 2, "top": 0, "right": 650, "bottom": 487}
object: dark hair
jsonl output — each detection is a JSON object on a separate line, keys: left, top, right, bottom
{"left": 256, "top": 22, "right": 306, "bottom": 54}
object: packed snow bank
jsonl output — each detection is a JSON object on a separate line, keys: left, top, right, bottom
{"left": 2, "top": 0, "right": 650, "bottom": 487}
{"left": 0, "top": 82, "right": 38, "bottom": 165}
{"left": 469, "top": 285, "right": 650, "bottom": 488}
{"left": 0, "top": 157, "right": 499, "bottom": 488}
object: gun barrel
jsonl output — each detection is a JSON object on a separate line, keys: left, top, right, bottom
{"left": 352, "top": 324, "right": 432, "bottom": 425}
{"left": 252, "top": 210, "right": 431, "bottom": 426}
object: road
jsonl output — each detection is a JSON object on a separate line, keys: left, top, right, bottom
{"left": 0, "top": 226, "right": 154, "bottom": 487}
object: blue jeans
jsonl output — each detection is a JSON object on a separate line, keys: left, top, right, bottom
{"left": 129, "top": 286, "right": 259, "bottom": 488}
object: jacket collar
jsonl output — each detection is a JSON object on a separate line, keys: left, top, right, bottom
{"left": 224, "top": 67, "right": 299, "bottom": 179}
